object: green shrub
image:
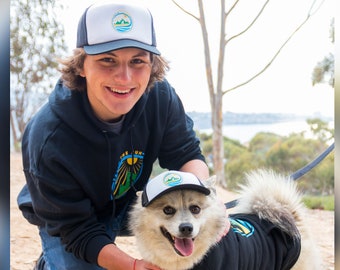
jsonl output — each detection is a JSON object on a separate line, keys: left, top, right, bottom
{"left": 302, "top": 195, "right": 334, "bottom": 210}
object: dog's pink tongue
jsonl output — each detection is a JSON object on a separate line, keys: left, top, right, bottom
{"left": 174, "top": 238, "right": 194, "bottom": 256}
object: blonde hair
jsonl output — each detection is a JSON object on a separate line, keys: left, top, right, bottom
{"left": 58, "top": 48, "right": 169, "bottom": 91}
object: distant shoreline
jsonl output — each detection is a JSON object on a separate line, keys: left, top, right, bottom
{"left": 192, "top": 114, "right": 334, "bottom": 144}
{"left": 188, "top": 111, "right": 333, "bottom": 131}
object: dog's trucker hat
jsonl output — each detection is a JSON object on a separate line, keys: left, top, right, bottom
{"left": 77, "top": 1, "right": 160, "bottom": 55}
{"left": 142, "top": 171, "right": 210, "bottom": 207}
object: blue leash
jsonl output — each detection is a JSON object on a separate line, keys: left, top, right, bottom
{"left": 225, "top": 142, "right": 335, "bottom": 209}
{"left": 290, "top": 142, "right": 334, "bottom": 180}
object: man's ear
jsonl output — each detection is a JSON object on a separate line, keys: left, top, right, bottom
{"left": 79, "top": 69, "right": 86, "bottom": 77}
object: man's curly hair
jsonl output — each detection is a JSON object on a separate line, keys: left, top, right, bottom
{"left": 58, "top": 48, "right": 169, "bottom": 91}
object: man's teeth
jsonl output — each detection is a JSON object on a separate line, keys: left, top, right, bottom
{"left": 109, "top": 88, "right": 130, "bottom": 94}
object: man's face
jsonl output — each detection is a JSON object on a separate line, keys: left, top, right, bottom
{"left": 80, "top": 48, "right": 152, "bottom": 122}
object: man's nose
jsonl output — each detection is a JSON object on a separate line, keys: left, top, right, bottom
{"left": 115, "top": 64, "right": 131, "bottom": 82}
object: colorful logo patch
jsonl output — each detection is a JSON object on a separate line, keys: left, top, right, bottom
{"left": 111, "top": 150, "right": 144, "bottom": 199}
{"left": 229, "top": 218, "right": 255, "bottom": 237}
{"left": 163, "top": 172, "right": 182, "bottom": 187}
{"left": 112, "top": 12, "right": 132, "bottom": 32}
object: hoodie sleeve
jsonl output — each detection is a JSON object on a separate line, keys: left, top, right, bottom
{"left": 24, "top": 147, "right": 114, "bottom": 265}
{"left": 155, "top": 81, "right": 206, "bottom": 169}
{"left": 21, "top": 105, "right": 114, "bottom": 265}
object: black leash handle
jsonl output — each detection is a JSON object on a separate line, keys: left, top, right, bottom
{"left": 224, "top": 142, "right": 335, "bottom": 209}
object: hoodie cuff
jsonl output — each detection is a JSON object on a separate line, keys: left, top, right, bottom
{"left": 85, "top": 235, "right": 113, "bottom": 265}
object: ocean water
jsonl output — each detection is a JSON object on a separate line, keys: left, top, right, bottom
{"left": 199, "top": 120, "right": 334, "bottom": 144}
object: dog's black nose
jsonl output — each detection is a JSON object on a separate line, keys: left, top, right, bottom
{"left": 179, "top": 223, "right": 193, "bottom": 236}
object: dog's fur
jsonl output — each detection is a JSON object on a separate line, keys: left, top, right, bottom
{"left": 129, "top": 169, "right": 321, "bottom": 270}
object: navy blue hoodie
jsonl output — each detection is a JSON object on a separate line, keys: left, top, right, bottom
{"left": 18, "top": 79, "right": 205, "bottom": 264}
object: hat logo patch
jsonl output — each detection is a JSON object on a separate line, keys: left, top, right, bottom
{"left": 163, "top": 173, "right": 182, "bottom": 187}
{"left": 112, "top": 12, "right": 132, "bottom": 32}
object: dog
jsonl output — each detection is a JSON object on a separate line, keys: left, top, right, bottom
{"left": 128, "top": 169, "right": 321, "bottom": 270}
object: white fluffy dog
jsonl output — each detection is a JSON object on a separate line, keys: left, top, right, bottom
{"left": 129, "top": 169, "right": 321, "bottom": 270}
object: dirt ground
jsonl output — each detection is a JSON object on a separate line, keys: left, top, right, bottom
{"left": 10, "top": 153, "right": 334, "bottom": 269}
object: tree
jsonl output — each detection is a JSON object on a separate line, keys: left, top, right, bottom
{"left": 265, "top": 133, "right": 326, "bottom": 173}
{"left": 248, "top": 132, "right": 281, "bottom": 163}
{"left": 10, "top": 0, "right": 67, "bottom": 151}
{"left": 172, "top": 0, "right": 324, "bottom": 187}
{"left": 306, "top": 118, "right": 334, "bottom": 143}
{"left": 196, "top": 125, "right": 334, "bottom": 194}
{"left": 224, "top": 138, "right": 257, "bottom": 189}
{"left": 312, "top": 18, "right": 334, "bottom": 87}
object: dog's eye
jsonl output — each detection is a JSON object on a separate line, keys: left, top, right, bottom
{"left": 189, "top": 205, "right": 201, "bottom": 214}
{"left": 163, "top": 206, "right": 176, "bottom": 215}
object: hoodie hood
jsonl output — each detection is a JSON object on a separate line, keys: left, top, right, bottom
{"left": 49, "top": 79, "right": 149, "bottom": 137}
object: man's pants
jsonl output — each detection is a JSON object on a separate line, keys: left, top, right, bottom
{"left": 35, "top": 204, "right": 131, "bottom": 270}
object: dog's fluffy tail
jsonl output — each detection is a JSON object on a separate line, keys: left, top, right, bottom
{"left": 234, "top": 169, "right": 303, "bottom": 239}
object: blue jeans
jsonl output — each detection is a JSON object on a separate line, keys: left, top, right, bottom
{"left": 37, "top": 204, "right": 131, "bottom": 270}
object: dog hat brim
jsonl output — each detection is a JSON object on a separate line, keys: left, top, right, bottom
{"left": 142, "top": 171, "right": 210, "bottom": 207}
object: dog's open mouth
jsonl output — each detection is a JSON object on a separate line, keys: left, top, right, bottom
{"left": 160, "top": 226, "right": 194, "bottom": 257}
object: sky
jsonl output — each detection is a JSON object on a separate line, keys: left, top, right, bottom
{"left": 58, "top": 0, "right": 334, "bottom": 117}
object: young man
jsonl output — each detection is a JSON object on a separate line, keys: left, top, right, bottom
{"left": 17, "top": 1, "right": 209, "bottom": 269}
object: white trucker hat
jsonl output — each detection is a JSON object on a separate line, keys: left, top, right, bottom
{"left": 76, "top": 1, "right": 160, "bottom": 55}
{"left": 142, "top": 171, "right": 210, "bottom": 207}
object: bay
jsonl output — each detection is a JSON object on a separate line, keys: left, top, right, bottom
{"left": 199, "top": 120, "right": 334, "bottom": 144}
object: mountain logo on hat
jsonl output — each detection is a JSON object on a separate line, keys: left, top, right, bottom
{"left": 163, "top": 172, "right": 183, "bottom": 187}
{"left": 112, "top": 12, "right": 132, "bottom": 32}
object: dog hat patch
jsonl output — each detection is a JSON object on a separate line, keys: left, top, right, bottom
{"left": 142, "top": 171, "right": 210, "bottom": 207}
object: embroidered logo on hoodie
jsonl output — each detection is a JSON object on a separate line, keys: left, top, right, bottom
{"left": 111, "top": 150, "right": 144, "bottom": 199}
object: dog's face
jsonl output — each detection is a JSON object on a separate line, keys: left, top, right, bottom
{"left": 129, "top": 177, "right": 227, "bottom": 270}
{"left": 147, "top": 190, "right": 211, "bottom": 257}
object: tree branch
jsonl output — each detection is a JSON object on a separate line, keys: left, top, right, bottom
{"left": 225, "top": 0, "right": 270, "bottom": 45}
{"left": 197, "top": 0, "right": 216, "bottom": 109}
{"left": 225, "top": 0, "right": 240, "bottom": 19}
{"left": 223, "top": 0, "right": 323, "bottom": 95}
{"left": 171, "top": 0, "right": 215, "bottom": 109}
{"left": 171, "top": 0, "right": 199, "bottom": 21}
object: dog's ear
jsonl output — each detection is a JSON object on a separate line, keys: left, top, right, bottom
{"left": 203, "top": 175, "right": 217, "bottom": 194}
{"left": 136, "top": 191, "right": 143, "bottom": 197}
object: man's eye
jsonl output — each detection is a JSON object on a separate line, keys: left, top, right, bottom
{"left": 131, "top": 58, "right": 145, "bottom": 64}
{"left": 101, "top": 58, "right": 114, "bottom": 62}
{"left": 163, "top": 206, "right": 176, "bottom": 215}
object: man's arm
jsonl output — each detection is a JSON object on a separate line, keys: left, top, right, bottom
{"left": 98, "top": 243, "right": 160, "bottom": 270}
{"left": 179, "top": 159, "right": 209, "bottom": 180}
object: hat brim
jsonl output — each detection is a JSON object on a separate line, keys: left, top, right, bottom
{"left": 84, "top": 39, "right": 160, "bottom": 55}
{"left": 142, "top": 183, "right": 210, "bottom": 207}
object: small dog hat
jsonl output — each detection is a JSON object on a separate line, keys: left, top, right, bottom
{"left": 142, "top": 171, "right": 210, "bottom": 207}
{"left": 77, "top": 1, "right": 160, "bottom": 55}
